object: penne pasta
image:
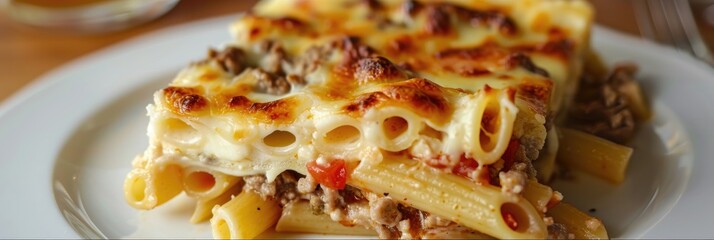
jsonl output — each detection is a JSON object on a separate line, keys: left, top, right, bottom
{"left": 123, "top": 159, "right": 183, "bottom": 210}
{"left": 183, "top": 167, "right": 241, "bottom": 200}
{"left": 362, "top": 107, "right": 422, "bottom": 152}
{"left": 557, "top": 128, "right": 633, "bottom": 184}
{"left": 276, "top": 201, "right": 376, "bottom": 236}
{"left": 349, "top": 155, "right": 547, "bottom": 239}
{"left": 190, "top": 180, "right": 244, "bottom": 223}
{"left": 210, "top": 190, "right": 281, "bottom": 239}
{"left": 522, "top": 180, "right": 556, "bottom": 214}
{"left": 549, "top": 202, "right": 608, "bottom": 239}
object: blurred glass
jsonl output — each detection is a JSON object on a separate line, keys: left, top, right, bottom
{"left": 0, "top": 0, "right": 179, "bottom": 33}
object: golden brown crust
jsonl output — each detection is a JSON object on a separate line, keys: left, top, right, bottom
{"left": 423, "top": 4, "right": 452, "bottom": 35}
{"left": 442, "top": 2, "right": 516, "bottom": 35}
{"left": 435, "top": 43, "right": 550, "bottom": 77}
{"left": 344, "top": 78, "right": 452, "bottom": 123}
{"left": 354, "top": 57, "right": 407, "bottom": 85}
{"left": 244, "top": 15, "right": 307, "bottom": 41}
{"left": 335, "top": 36, "right": 378, "bottom": 74}
{"left": 163, "top": 87, "right": 209, "bottom": 115}
{"left": 518, "top": 80, "right": 553, "bottom": 105}
{"left": 405, "top": 1, "right": 517, "bottom": 36}
{"left": 162, "top": 0, "right": 594, "bottom": 147}
{"left": 219, "top": 95, "right": 302, "bottom": 123}
{"left": 513, "top": 28, "right": 574, "bottom": 61}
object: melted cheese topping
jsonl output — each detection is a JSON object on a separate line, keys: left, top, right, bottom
{"left": 142, "top": 0, "right": 593, "bottom": 180}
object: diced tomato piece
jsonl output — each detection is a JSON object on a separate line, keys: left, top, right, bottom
{"left": 502, "top": 139, "right": 520, "bottom": 171}
{"left": 306, "top": 159, "right": 348, "bottom": 190}
{"left": 452, "top": 155, "right": 479, "bottom": 178}
{"left": 502, "top": 210, "right": 519, "bottom": 231}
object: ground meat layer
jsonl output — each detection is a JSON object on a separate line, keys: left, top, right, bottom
{"left": 243, "top": 171, "right": 484, "bottom": 239}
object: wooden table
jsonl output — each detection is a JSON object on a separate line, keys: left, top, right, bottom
{"left": 0, "top": 0, "right": 687, "bottom": 102}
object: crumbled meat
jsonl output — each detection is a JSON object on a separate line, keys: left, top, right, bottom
{"left": 242, "top": 171, "right": 474, "bottom": 239}
{"left": 253, "top": 69, "right": 291, "bottom": 95}
{"left": 397, "top": 220, "right": 414, "bottom": 239}
{"left": 243, "top": 171, "right": 300, "bottom": 205}
{"left": 292, "top": 46, "right": 325, "bottom": 77}
{"left": 205, "top": 41, "right": 312, "bottom": 96}
{"left": 610, "top": 63, "right": 651, "bottom": 120}
{"left": 308, "top": 192, "right": 325, "bottom": 214}
{"left": 398, "top": 204, "right": 428, "bottom": 237}
{"left": 207, "top": 46, "right": 246, "bottom": 75}
{"left": 297, "top": 175, "right": 317, "bottom": 194}
{"left": 404, "top": 1, "right": 516, "bottom": 35}
{"left": 321, "top": 186, "right": 345, "bottom": 213}
{"left": 376, "top": 224, "right": 399, "bottom": 239}
{"left": 370, "top": 197, "right": 402, "bottom": 227}
{"left": 422, "top": 215, "right": 451, "bottom": 228}
{"left": 354, "top": 56, "right": 405, "bottom": 84}
{"left": 338, "top": 36, "right": 377, "bottom": 68}
{"left": 424, "top": 5, "right": 451, "bottom": 35}
{"left": 275, "top": 172, "right": 300, "bottom": 205}
{"left": 499, "top": 170, "right": 526, "bottom": 194}
{"left": 258, "top": 41, "right": 287, "bottom": 74}
{"left": 569, "top": 64, "right": 638, "bottom": 143}
{"left": 341, "top": 185, "right": 365, "bottom": 203}
{"left": 329, "top": 207, "right": 346, "bottom": 222}
{"left": 243, "top": 175, "right": 276, "bottom": 199}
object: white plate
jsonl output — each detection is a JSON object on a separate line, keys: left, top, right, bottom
{"left": 0, "top": 15, "right": 713, "bottom": 238}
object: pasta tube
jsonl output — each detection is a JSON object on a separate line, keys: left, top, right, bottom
{"left": 522, "top": 180, "right": 556, "bottom": 214}
{"left": 276, "top": 201, "right": 375, "bottom": 236}
{"left": 349, "top": 155, "right": 547, "bottom": 239}
{"left": 549, "top": 203, "right": 608, "bottom": 239}
{"left": 183, "top": 167, "right": 241, "bottom": 199}
{"left": 557, "top": 128, "right": 633, "bottom": 184}
{"left": 190, "top": 180, "right": 244, "bottom": 223}
{"left": 123, "top": 160, "right": 183, "bottom": 210}
{"left": 210, "top": 190, "right": 281, "bottom": 239}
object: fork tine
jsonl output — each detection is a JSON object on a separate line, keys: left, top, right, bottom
{"left": 634, "top": 0, "right": 674, "bottom": 45}
{"left": 649, "top": 0, "right": 678, "bottom": 46}
{"left": 660, "top": 0, "right": 697, "bottom": 55}
{"left": 633, "top": 0, "right": 657, "bottom": 41}
{"left": 673, "top": 0, "right": 714, "bottom": 63}
{"left": 634, "top": 0, "right": 714, "bottom": 64}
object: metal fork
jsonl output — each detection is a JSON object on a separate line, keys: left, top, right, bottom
{"left": 633, "top": 0, "right": 714, "bottom": 64}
